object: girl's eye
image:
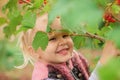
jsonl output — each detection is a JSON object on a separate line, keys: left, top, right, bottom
{"left": 49, "top": 37, "right": 56, "bottom": 41}
{"left": 63, "top": 35, "right": 69, "bottom": 38}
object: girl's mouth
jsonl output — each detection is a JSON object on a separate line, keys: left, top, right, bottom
{"left": 56, "top": 47, "right": 69, "bottom": 55}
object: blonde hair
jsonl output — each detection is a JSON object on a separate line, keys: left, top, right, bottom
{"left": 16, "top": 14, "right": 48, "bottom": 68}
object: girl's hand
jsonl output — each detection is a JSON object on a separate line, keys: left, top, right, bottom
{"left": 100, "top": 41, "right": 120, "bottom": 64}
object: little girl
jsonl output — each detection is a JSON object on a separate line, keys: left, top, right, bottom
{"left": 19, "top": 13, "right": 120, "bottom": 80}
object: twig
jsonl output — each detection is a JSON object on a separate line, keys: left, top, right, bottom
{"left": 71, "top": 32, "right": 105, "bottom": 43}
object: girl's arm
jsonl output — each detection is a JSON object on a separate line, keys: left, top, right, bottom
{"left": 100, "top": 41, "right": 120, "bottom": 64}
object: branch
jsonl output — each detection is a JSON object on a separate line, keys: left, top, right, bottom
{"left": 71, "top": 32, "right": 105, "bottom": 43}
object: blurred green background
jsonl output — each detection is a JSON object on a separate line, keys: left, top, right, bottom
{"left": 0, "top": 0, "right": 109, "bottom": 79}
{"left": 0, "top": 0, "right": 120, "bottom": 80}
{"left": 0, "top": 1, "right": 33, "bottom": 80}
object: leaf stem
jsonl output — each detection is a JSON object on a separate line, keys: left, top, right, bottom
{"left": 71, "top": 32, "right": 105, "bottom": 43}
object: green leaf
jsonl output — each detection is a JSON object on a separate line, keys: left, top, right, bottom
{"left": 32, "top": 0, "right": 43, "bottom": 9}
{"left": 46, "top": 25, "right": 51, "bottom": 32}
{"left": 10, "top": 14, "right": 22, "bottom": 27}
{"left": 99, "top": 58, "right": 120, "bottom": 80}
{"left": 3, "top": 26, "right": 12, "bottom": 38}
{"left": 2, "top": 0, "right": 17, "bottom": 13}
{"left": 106, "top": 27, "right": 120, "bottom": 49}
{"left": 3, "top": 12, "right": 22, "bottom": 38}
{"left": 98, "top": 26, "right": 111, "bottom": 37}
{"left": 48, "top": 0, "right": 103, "bottom": 33}
{"left": 22, "top": 11, "right": 36, "bottom": 28}
{"left": 72, "top": 36, "right": 85, "bottom": 49}
{"left": 16, "top": 26, "right": 28, "bottom": 34}
{"left": 0, "top": 40, "right": 24, "bottom": 71}
{"left": 94, "top": 0, "right": 112, "bottom": 8}
{"left": 32, "top": 31, "right": 48, "bottom": 51}
{"left": 0, "top": 17, "right": 7, "bottom": 26}
{"left": 48, "top": 0, "right": 73, "bottom": 25}
{"left": 7, "top": 9, "right": 21, "bottom": 20}
{"left": 111, "top": 4, "right": 120, "bottom": 14}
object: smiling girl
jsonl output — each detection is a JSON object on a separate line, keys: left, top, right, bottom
{"left": 19, "top": 13, "right": 120, "bottom": 80}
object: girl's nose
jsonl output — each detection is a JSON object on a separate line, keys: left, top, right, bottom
{"left": 58, "top": 38, "right": 66, "bottom": 46}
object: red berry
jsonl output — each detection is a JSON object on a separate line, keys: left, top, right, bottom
{"left": 103, "top": 13, "right": 116, "bottom": 23}
{"left": 110, "top": 18, "right": 116, "bottom": 22}
{"left": 104, "top": 14, "right": 110, "bottom": 20}
{"left": 26, "top": 0, "right": 31, "bottom": 2}
{"left": 116, "top": 0, "right": 120, "bottom": 5}
{"left": 19, "top": 0, "right": 24, "bottom": 4}
{"left": 44, "top": 0, "right": 47, "bottom": 5}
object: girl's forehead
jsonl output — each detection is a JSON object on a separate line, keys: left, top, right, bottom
{"left": 50, "top": 17, "right": 63, "bottom": 30}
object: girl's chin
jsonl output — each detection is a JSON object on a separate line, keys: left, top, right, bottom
{"left": 59, "top": 56, "right": 72, "bottom": 62}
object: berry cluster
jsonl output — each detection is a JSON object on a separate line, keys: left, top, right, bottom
{"left": 44, "top": 0, "right": 47, "bottom": 5}
{"left": 116, "top": 0, "right": 120, "bottom": 5}
{"left": 104, "top": 13, "right": 116, "bottom": 23}
{"left": 19, "top": 0, "right": 31, "bottom": 4}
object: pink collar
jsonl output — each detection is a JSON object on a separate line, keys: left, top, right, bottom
{"left": 32, "top": 61, "right": 48, "bottom": 80}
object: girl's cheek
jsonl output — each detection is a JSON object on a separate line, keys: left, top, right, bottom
{"left": 47, "top": 42, "right": 57, "bottom": 49}
{"left": 69, "top": 38, "right": 74, "bottom": 45}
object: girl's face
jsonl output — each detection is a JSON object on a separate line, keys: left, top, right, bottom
{"left": 39, "top": 31, "right": 74, "bottom": 64}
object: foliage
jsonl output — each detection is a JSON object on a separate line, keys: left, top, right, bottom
{"left": 72, "top": 36, "right": 85, "bottom": 49}
{"left": 0, "top": 17, "right": 7, "bottom": 26}
{"left": 1, "top": 0, "right": 120, "bottom": 50}
{"left": 32, "top": 31, "right": 48, "bottom": 50}
{"left": 1, "top": 0, "right": 120, "bottom": 79}
{"left": 21, "top": 11, "right": 36, "bottom": 28}
{"left": 106, "top": 25, "right": 120, "bottom": 49}
{"left": 98, "top": 57, "right": 120, "bottom": 80}
{"left": 0, "top": 40, "right": 23, "bottom": 71}
{"left": 1, "top": 0, "right": 103, "bottom": 50}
